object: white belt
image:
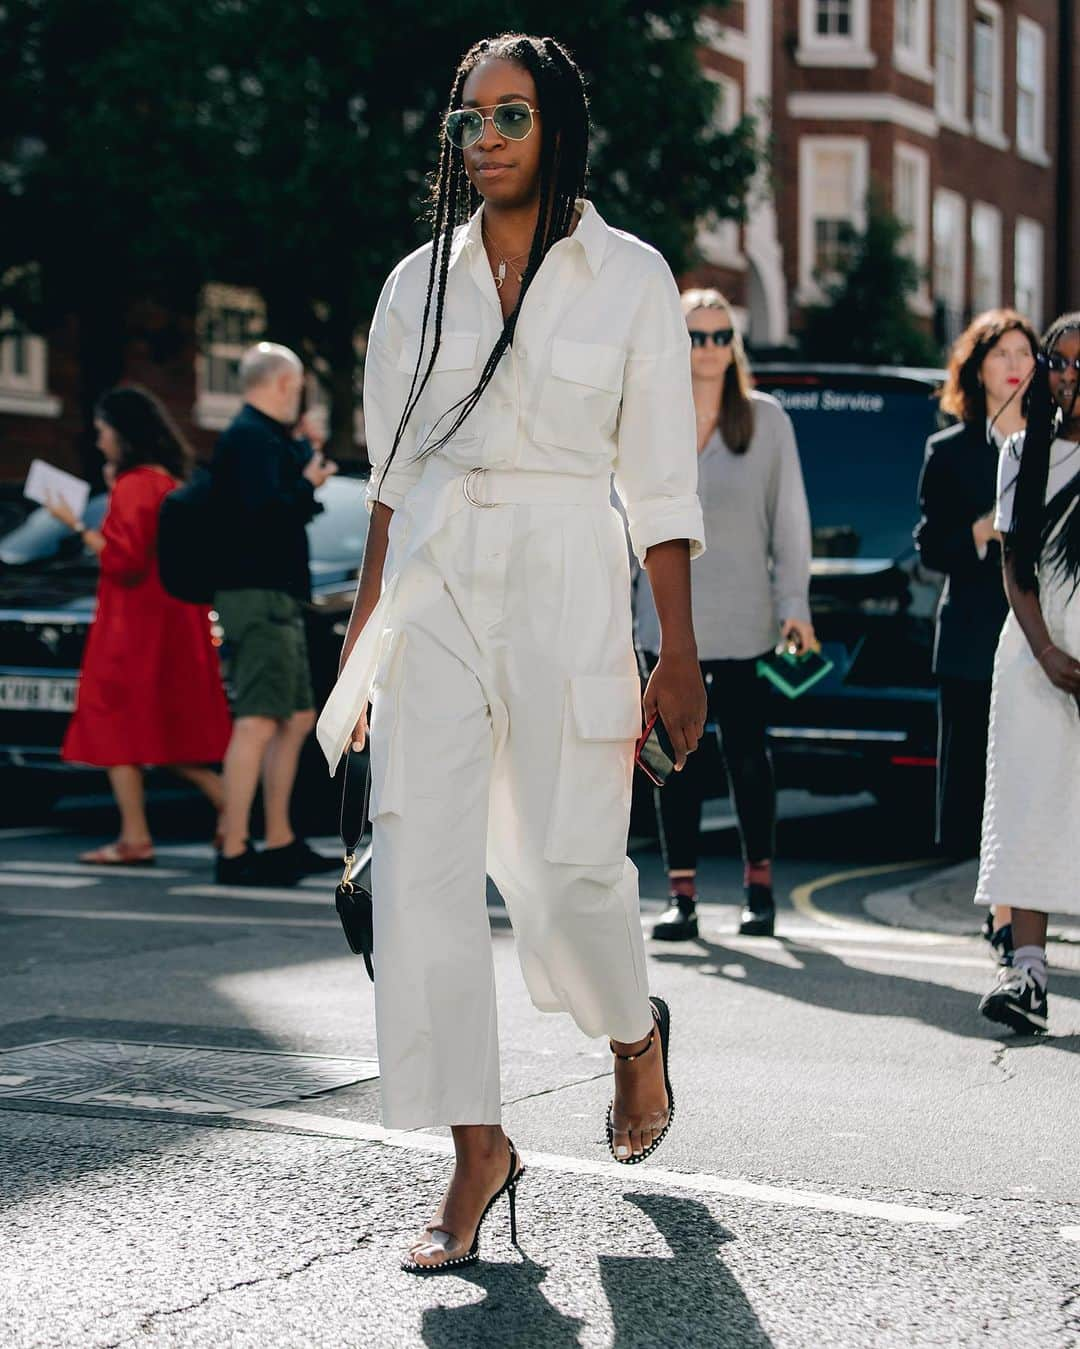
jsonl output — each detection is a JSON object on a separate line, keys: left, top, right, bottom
{"left": 316, "top": 462, "right": 613, "bottom": 772}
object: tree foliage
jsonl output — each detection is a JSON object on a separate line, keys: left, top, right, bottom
{"left": 0, "top": 0, "right": 762, "bottom": 455}
{"left": 799, "top": 189, "right": 941, "bottom": 368}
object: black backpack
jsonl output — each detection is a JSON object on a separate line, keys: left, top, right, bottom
{"left": 157, "top": 466, "right": 219, "bottom": 604}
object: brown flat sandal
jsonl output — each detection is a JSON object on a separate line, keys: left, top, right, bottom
{"left": 79, "top": 841, "right": 156, "bottom": 866}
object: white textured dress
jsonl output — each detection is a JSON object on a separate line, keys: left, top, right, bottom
{"left": 975, "top": 434, "right": 1080, "bottom": 914}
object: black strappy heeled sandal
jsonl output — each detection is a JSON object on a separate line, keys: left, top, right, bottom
{"left": 606, "top": 995, "right": 674, "bottom": 1165}
{"left": 401, "top": 1138, "right": 525, "bottom": 1274}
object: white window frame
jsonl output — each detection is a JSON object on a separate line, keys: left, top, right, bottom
{"left": 797, "top": 0, "right": 875, "bottom": 68}
{"left": 894, "top": 0, "right": 932, "bottom": 83}
{"left": 934, "top": 0, "right": 969, "bottom": 133}
{"left": 0, "top": 312, "right": 60, "bottom": 418}
{"left": 971, "top": 201, "right": 1003, "bottom": 312}
{"left": 893, "top": 143, "right": 931, "bottom": 313}
{"left": 194, "top": 283, "right": 266, "bottom": 430}
{"left": 1014, "top": 217, "right": 1044, "bottom": 330}
{"left": 798, "top": 135, "right": 869, "bottom": 302}
{"left": 1016, "top": 18, "right": 1049, "bottom": 165}
{"left": 696, "top": 73, "right": 745, "bottom": 269}
{"left": 933, "top": 189, "right": 966, "bottom": 341}
{"left": 973, "top": 0, "right": 1008, "bottom": 150}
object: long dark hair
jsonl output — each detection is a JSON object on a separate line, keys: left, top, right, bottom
{"left": 95, "top": 385, "right": 193, "bottom": 482}
{"left": 375, "top": 34, "right": 589, "bottom": 502}
{"left": 1009, "top": 312, "right": 1080, "bottom": 593}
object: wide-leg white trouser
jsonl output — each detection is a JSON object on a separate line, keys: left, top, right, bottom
{"left": 367, "top": 497, "right": 654, "bottom": 1129}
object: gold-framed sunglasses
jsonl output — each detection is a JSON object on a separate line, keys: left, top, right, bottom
{"left": 444, "top": 101, "right": 538, "bottom": 150}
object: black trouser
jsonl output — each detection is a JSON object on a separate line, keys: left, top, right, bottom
{"left": 936, "top": 676, "right": 993, "bottom": 859}
{"left": 641, "top": 651, "right": 775, "bottom": 873}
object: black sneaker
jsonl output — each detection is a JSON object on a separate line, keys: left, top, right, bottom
{"left": 215, "top": 844, "right": 262, "bottom": 887}
{"left": 979, "top": 965, "right": 1048, "bottom": 1034}
{"left": 651, "top": 897, "right": 699, "bottom": 941}
{"left": 738, "top": 883, "right": 775, "bottom": 937}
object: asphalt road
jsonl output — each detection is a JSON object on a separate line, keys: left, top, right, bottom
{"left": 1, "top": 787, "right": 1079, "bottom": 1348}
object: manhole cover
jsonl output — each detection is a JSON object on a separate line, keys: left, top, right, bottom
{"left": 0, "top": 1039, "right": 378, "bottom": 1114}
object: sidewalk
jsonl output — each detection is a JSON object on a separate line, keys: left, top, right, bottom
{"left": 864, "top": 858, "right": 1080, "bottom": 945}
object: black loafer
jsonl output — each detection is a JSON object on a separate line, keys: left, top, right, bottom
{"left": 738, "top": 882, "right": 775, "bottom": 937}
{"left": 651, "top": 899, "right": 698, "bottom": 942}
{"left": 215, "top": 844, "right": 262, "bottom": 887}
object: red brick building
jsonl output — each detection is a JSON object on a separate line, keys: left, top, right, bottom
{"left": 0, "top": 1, "right": 1074, "bottom": 483}
{"left": 689, "top": 0, "right": 1066, "bottom": 347}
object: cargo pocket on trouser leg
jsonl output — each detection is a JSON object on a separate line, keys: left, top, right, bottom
{"left": 367, "top": 629, "right": 407, "bottom": 819}
{"left": 543, "top": 674, "right": 643, "bottom": 866}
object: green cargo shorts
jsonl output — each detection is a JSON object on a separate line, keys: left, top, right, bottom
{"left": 214, "top": 588, "right": 315, "bottom": 721}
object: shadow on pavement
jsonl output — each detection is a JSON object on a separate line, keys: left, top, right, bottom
{"left": 419, "top": 1191, "right": 770, "bottom": 1349}
{"left": 651, "top": 934, "right": 1080, "bottom": 1053}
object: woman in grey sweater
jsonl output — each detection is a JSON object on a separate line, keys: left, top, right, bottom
{"left": 636, "top": 289, "right": 814, "bottom": 939}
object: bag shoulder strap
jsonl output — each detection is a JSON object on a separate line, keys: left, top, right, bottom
{"left": 338, "top": 749, "right": 371, "bottom": 856}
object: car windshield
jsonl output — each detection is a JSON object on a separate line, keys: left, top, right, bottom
{"left": 0, "top": 494, "right": 109, "bottom": 567}
{"left": 754, "top": 376, "right": 943, "bottom": 561}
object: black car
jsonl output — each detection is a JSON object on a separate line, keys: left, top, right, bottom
{"left": 750, "top": 363, "right": 948, "bottom": 820}
{"left": 0, "top": 476, "right": 370, "bottom": 823}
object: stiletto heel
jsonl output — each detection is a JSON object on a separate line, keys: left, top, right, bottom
{"left": 606, "top": 995, "right": 675, "bottom": 1165}
{"left": 401, "top": 1139, "right": 524, "bottom": 1274}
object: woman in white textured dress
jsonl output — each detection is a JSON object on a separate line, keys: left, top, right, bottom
{"left": 977, "top": 313, "right": 1080, "bottom": 1033}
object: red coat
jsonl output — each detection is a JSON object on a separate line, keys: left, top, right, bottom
{"left": 62, "top": 466, "right": 232, "bottom": 767}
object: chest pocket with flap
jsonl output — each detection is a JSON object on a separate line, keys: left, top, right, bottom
{"left": 534, "top": 338, "right": 626, "bottom": 456}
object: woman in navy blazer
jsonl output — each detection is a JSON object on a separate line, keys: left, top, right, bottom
{"left": 915, "top": 310, "right": 1037, "bottom": 878}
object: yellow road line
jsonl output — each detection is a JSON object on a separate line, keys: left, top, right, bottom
{"left": 790, "top": 860, "right": 937, "bottom": 929}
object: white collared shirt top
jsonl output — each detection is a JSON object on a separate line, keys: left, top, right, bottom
{"left": 362, "top": 199, "right": 705, "bottom": 565}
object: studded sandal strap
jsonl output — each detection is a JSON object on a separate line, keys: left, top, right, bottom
{"left": 609, "top": 1028, "right": 655, "bottom": 1061}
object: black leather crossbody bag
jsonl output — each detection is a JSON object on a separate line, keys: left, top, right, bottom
{"left": 334, "top": 750, "right": 374, "bottom": 981}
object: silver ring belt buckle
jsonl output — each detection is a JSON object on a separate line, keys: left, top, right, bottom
{"left": 463, "top": 466, "right": 497, "bottom": 508}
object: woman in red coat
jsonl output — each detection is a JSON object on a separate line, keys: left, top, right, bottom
{"left": 47, "top": 386, "right": 232, "bottom": 863}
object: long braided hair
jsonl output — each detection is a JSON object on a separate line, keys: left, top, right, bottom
{"left": 1009, "top": 312, "right": 1080, "bottom": 593}
{"left": 374, "top": 34, "right": 589, "bottom": 503}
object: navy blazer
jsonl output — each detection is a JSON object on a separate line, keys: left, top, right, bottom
{"left": 914, "top": 419, "right": 1009, "bottom": 681}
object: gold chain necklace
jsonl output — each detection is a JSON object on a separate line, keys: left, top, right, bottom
{"left": 482, "top": 223, "right": 530, "bottom": 289}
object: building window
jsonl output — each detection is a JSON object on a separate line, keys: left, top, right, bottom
{"left": 894, "top": 144, "right": 930, "bottom": 308}
{"left": 894, "top": 0, "right": 930, "bottom": 79}
{"left": 797, "top": 0, "right": 872, "bottom": 66}
{"left": 798, "top": 136, "right": 868, "bottom": 298}
{"left": 973, "top": 2, "right": 1005, "bottom": 145}
{"left": 1016, "top": 19, "right": 1047, "bottom": 162}
{"left": 934, "top": 0, "right": 966, "bottom": 127}
{"left": 696, "top": 73, "right": 744, "bottom": 268}
{"left": 1014, "top": 217, "right": 1044, "bottom": 330}
{"left": 0, "top": 313, "right": 60, "bottom": 418}
{"left": 933, "top": 190, "right": 966, "bottom": 344}
{"left": 971, "top": 202, "right": 1002, "bottom": 312}
{"left": 195, "top": 283, "right": 266, "bottom": 430}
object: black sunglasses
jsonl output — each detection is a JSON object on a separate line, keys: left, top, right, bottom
{"left": 1047, "top": 353, "right": 1080, "bottom": 374}
{"left": 688, "top": 328, "right": 735, "bottom": 349}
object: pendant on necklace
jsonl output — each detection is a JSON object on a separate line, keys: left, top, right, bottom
{"left": 495, "top": 260, "right": 506, "bottom": 289}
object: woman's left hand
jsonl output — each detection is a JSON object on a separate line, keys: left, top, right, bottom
{"left": 780, "top": 618, "right": 818, "bottom": 653}
{"left": 642, "top": 650, "right": 707, "bottom": 771}
{"left": 45, "top": 493, "right": 81, "bottom": 532}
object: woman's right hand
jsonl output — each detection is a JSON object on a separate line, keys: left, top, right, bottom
{"left": 350, "top": 706, "right": 369, "bottom": 753}
{"left": 1037, "top": 645, "right": 1080, "bottom": 698}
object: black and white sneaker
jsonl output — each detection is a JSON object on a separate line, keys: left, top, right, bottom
{"left": 978, "top": 965, "right": 1048, "bottom": 1034}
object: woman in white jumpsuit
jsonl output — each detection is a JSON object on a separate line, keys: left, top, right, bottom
{"left": 318, "top": 35, "right": 706, "bottom": 1272}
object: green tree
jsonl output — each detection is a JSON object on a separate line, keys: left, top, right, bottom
{"left": 0, "top": 1, "right": 762, "bottom": 460}
{"left": 799, "top": 188, "right": 941, "bottom": 367}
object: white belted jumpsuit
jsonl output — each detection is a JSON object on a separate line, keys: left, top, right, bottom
{"left": 317, "top": 201, "right": 705, "bottom": 1129}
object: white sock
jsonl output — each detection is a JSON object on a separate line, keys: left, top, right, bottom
{"left": 1013, "top": 945, "right": 1047, "bottom": 988}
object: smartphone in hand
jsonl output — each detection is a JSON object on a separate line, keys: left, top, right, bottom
{"left": 635, "top": 713, "right": 677, "bottom": 787}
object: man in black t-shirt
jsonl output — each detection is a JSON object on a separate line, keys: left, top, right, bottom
{"left": 212, "top": 342, "right": 338, "bottom": 885}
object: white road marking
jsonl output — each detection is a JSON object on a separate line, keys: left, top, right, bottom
{"left": 0, "top": 826, "right": 65, "bottom": 841}
{"left": 0, "top": 906, "right": 339, "bottom": 929}
{"left": 0, "top": 875, "right": 97, "bottom": 890}
{"left": 2, "top": 861, "right": 189, "bottom": 879}
{"left": 230, "top": 1107, "right": 968, "bottom": 1230}
{"left": 170, "top": 884, "right": 331, "bottom": 905}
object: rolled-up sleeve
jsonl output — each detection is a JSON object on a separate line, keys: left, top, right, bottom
{"left": 363, "top": 265, "right": 427, "bottom": 514}
{"left": 612, "top": 258, "right": 705, "bottom": 565}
